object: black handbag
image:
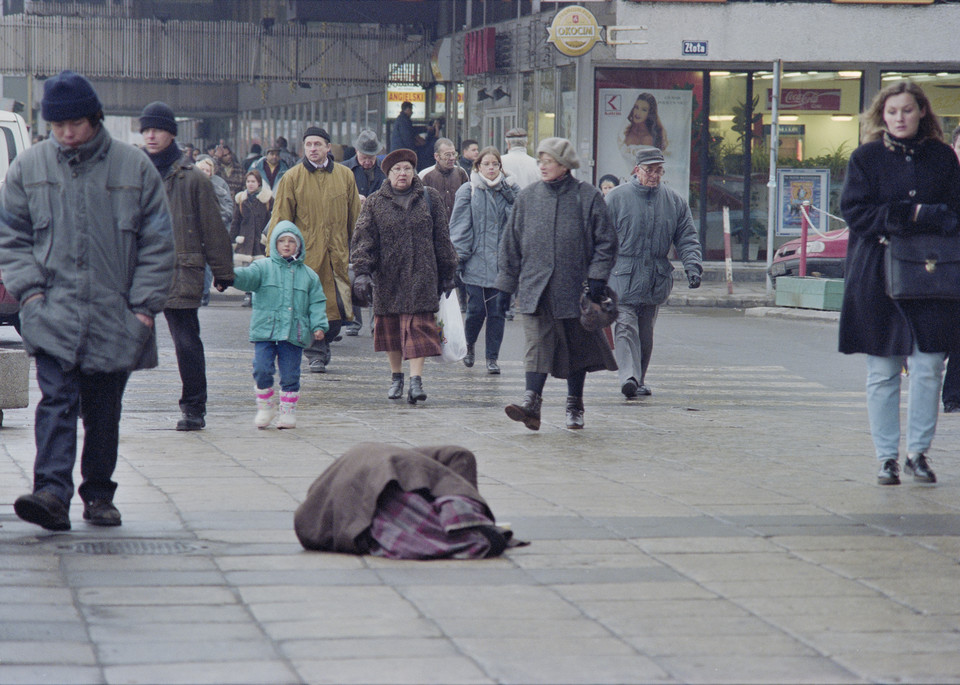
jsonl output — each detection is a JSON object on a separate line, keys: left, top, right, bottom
{"left": 883, "top": 233, "right": 960, "bottom": 300}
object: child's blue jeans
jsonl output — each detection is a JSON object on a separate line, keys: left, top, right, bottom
{"left": 253, "top": 341, "right": 303, "bottom": 392}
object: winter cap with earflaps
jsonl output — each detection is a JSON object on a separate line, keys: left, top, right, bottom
{"left": 353, "top": 129, "right": 384, "bottom": 156}
{"left": 139, "top": 101, "right": 178, "bottom": 135}
{"left": 41, "top": 70, "right": 102, "bottom": 123}
{"left": 536, "top": 137, "right": 580, "bottom": 170}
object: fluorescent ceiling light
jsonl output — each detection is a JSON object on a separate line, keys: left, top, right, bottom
{"left": 831, "top": 115, "right": 854, "bottom": 121}
{"left": 709, "top": 71, "right": 731, "bottom": 77}
{"left": 778, "top": 115, "right": 799, "bottom": 121}
{"left": 838, "top": 71, "right": 862, "bottom": 78}
{"left": 708, "top": 115, "right": 735, "bottom": 122}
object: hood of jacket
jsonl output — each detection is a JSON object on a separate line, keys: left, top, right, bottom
{"left": 269, "top": 220, "right": 306, "bottom": 265}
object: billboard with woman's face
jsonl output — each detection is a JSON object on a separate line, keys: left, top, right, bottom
{"left": 596, "top": 88, "right": 692, "bottom": 201}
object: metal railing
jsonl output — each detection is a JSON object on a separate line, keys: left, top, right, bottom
{"left": 0, "top": 15, "right": 431, "bottom": 86}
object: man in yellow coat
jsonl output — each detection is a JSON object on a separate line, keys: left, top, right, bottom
{"left": 266, "top": 126, "right": 361, "bottom": 373}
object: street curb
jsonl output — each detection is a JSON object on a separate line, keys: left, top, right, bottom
{"left": 745, "top": 305, "right": 840, "bottom": 322}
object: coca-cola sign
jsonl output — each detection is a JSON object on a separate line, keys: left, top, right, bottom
{"left": 767, "top": 88, "right": 842, "bottom": 111}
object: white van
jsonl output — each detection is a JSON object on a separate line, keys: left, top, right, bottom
{"left": 0, "top": 111, "right": 30, "bottom": 182}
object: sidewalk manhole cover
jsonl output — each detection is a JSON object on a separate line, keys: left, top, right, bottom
{"left": 61, "top": 540, "right": 203, "bottom": 555}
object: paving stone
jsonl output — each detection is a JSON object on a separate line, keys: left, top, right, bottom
{"left": 103, "top": 660, "right": 297, "bottom": 685}
{"left": 0, "top": 621, "right": 89, "bottom": 641}
{"left": 279, "top": 637, "right": 458, "bottom": 660}
{"left": 0, "top": 665, "right": 103, "bottom": 684}
{"left": 656, "top": 654, "right": 861, "bottom": 684}
{"left": 473, "top": 653, "right": 673, "bottom": 684}
{"left": 291, "top": 655, "right": 494, "bottom": 685}
{"left": 88, "top": 621, "right": 266, "bottom": 643}
{"left": 77, "top": 585, "right": 238, "bottom": 606}
{"left": 96, "top": 639, "right": 279, "bottom": 665}
{"left": 0, "top": 602, "right": 82, "bottom": 622}
{"left": 0, "top": 641, "right": 96, "bottom": 665}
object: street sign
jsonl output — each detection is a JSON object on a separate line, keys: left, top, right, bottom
{"left": 681, "top": 40, "right": 708, "bottom": 56}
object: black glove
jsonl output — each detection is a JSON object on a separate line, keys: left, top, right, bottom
{"left": 439, "top": 278, "right": 457, "bottom": 298}
{"left": 454, "top": 260, "right": 466, "bottom": 288}
{"left": 686, "top": 271, "right": 701, "bottom": 289}
{"left": 213, "top": 277, "right": 234, "bottom": 292}
{"left": 352, "top": 274, "right": 374, "bottom": 307}
{"left": 587, "top": 278, "right": 606, "bottom": 304}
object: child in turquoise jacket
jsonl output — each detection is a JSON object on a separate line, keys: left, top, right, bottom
{"left": 229, "top": 220, "right": 328, "bottom": 428}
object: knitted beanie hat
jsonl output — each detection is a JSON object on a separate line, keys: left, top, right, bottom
{"left": 536, "top": 137, "right": 580, "bottom": 170}
{"left": 139, "top": 101, "right": 178, "bottom": 135}
{"left": 302, "top": 126, "right": 331, "bottom": 142}
{"left": 41, "top": 70, "right": 102, "bottom": 123}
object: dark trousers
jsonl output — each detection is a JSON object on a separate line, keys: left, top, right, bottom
{"left": 33, "top": 353, "right": 129, "bottom": 505}
{"left": 943, "top": 354, "right": 960, "bottom": 406}
{"left": 464, "top": 285, "right": 506, "bottom": 361}
{"left": 303, "top": 319, "right": 342, "bottom": 365}
{"left": 164, "top": 308, "right": 207, "bottom": 415}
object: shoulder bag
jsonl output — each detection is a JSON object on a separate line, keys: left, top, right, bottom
{"left": 884, "top": 232, "right": 960, "bottom": 300}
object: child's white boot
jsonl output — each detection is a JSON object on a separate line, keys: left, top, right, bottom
{"left": 254, "top": 386, "right": 277, "bottom": 429}
{"left": 277, "top": 391, "right": 299, "bottom": 429}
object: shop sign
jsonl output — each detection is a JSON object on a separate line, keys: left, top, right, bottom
{"left": 768, "top": 88, "right": 842, "bottom": 111}
{"left": 547, "top": 6, "right": 602, "bottom": 57}
{"left": 464, "top": 28, "right": 495, "bottom": 76}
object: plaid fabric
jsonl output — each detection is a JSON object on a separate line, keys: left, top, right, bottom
{"left": 368, "top": 484, "right": 497, "bottom": 560}
{"left": 373, "top": 312, "right": 442, "bottom": 359}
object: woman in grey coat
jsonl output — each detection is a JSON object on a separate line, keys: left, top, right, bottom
{"left": 449, "top": 146, "right": 520, "bottom": 374}
{"left": 495, "top": 138, "right": 618, "bottom": 430}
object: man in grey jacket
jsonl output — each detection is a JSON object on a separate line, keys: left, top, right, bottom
{"left": 604, "top": 147, "right": 702, "bottom": 399}
{"left": 0, "top": 71, "right": 174, "bottom": 530}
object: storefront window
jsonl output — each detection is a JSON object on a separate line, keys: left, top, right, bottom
{"left": 538, "top": 68, "right": 556, "bottom": 141}
{"left": 882, "top": 71, "right": 960, "bottom": 135}
{"left": 557, "top": 64, "right": 576, "bottom": 141}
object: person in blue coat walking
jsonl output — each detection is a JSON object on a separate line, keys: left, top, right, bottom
{"left": 227, "top": 221, "right": 329, "bottom": 429}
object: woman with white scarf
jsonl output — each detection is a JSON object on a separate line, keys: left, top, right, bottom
{"left": 449, "top": 147, "right": 520, "bottom": 374}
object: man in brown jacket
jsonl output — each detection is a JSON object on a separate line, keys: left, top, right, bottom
{"left": 140, "top": 101, "right": 234, "bottom": 431}
{"left": 266, "top": 126, "right": 361, "bottom": 373}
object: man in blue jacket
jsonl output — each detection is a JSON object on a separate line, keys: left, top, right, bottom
{"left": 0, "top": 71, "right": 175, "bottom": 530}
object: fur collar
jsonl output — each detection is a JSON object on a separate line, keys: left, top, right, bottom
{"left": 235, "top": 185, "right": 273, "bottom": 205}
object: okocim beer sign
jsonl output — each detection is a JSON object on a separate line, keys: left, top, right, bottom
{"left": 547, "top": 5, "right": 602, "bottom": 57}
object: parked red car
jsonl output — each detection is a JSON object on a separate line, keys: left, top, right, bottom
{"left": 768, "top": 228, "right": 848, "bottom": 282}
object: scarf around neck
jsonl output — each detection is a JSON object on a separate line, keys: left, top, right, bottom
{"left": 147, "top": 140, "right": 182, "bottom": 178}
{"left": 882, "top": 131, "right": 922, "bottom": 155}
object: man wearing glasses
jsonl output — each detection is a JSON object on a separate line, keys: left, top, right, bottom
{"left": 604, "top": 147, "right": 703, "bottom": 400}
{"left": 420, "top": 138, "right": 469, "bottom": 222}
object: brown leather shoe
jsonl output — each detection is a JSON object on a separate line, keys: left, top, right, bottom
{"left": 83, "top": 500, "right": 122, "bottom": 526}
{"left": 505, "top": 390, "right": 541, "bottom": 431}
{"left": 14, "top": 491, "right": 71, "bottom": 531}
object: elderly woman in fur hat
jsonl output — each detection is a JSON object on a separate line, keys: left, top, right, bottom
{"left": 350, "top": 149, "right": 459, "bottom": 405}
{"left": 495, "top": 137, "right": 618, "bottom": 430}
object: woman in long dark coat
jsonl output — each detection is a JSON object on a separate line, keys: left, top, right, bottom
{"left": 495, "top": 138, "right": 618, "bottom": 431}
{"left": 351, "top": 149, "right": 459, "bottom": 405}
{"left": 230, "top": 170, "right": 272, "bottom": 306}
{"left": 839, "top": 80, "right": 960, "bottom": 486}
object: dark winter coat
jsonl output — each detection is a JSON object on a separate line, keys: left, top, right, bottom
{"left": 343, "top": 155, "right": 387, "bottom": 199}
{"left": 390, "top": 112, "right": 416, "bottom": 152}
{"left": 495, "top": 173, "right": 618, "bottom": 319}
{"left": 0, "top": 126, "right": 174, "bottom": 373}
{"left": 162, "top": 157, "right": 236, "bottom": 309}
{"left": 230, "top": 187, "right": 272, "bottom": 258}
{"left": 350, "top": 175, "right": 458, "bottom": 316}
{"left": 421, "top": 164, "right": 469, "bottom": 221}
{"left": 839, "top": 136, "right": 960, "bottom": 356}
{"left": 449, "top": 171, "right": 519, "bottom": 288}
{"left": 605, "top": 179, "right": 702, "bottom": 306}
{"left": 294, "top": 443, "right": 492, "bottom": 553}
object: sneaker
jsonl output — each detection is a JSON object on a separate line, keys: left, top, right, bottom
{"left": 343, "top": 325, "right": 360, "bottom": 336}
{"left": 176, "top": 412, "right": 205, "bottom": 431}
{"left": 14, "top": 491, "right": 71, "bottom": 531}
{"left": 877, "top": 459, "right": 900, "bottom": 486}
{"left": 904, "top": 454, "right": 937, "bottom": 483}
{"left": 621, "top": 378, "right": 639, "bottom": 399}
{"left": 308, "top": 358, "right": 326, "bottom": 373}
{"left": 83, "top": 500, "right": 122, "bottom": 526}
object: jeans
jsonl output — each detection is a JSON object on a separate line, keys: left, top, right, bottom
{"left": 163, "top": 308, "right": 207, "bottom": 415}
{"left": 33, "top": 352, "right": 129, "bottom": 505}
{"left": 253, "top": 341, "right": 303, "bottom": 392}
{"left": 614, "top": 303, "right": 659, "bottom": 387}
{"left": 865, "top": 347, "right": 945, "bottom": 461}
{"left": 464, "top": 285, "right": 505, "bottom": 361}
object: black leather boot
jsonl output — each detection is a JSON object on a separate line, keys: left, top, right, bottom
{"left": 463, "top": 344, "right": 475, "bottom": 368}
{"left": 505, "top": 390, "right": 542, "bottom": 431}
{"left": 407, "top": 375, "right": 427, "bottom": 404}
{"left": 388, "top": 373, "right": 404, "bottom": 400}
{"left": 565, "top": 395, "right": 584, "bottom": 430}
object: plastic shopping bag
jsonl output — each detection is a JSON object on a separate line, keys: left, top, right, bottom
{"left": 436, "top": 291, "right": 467, "bottom": 362}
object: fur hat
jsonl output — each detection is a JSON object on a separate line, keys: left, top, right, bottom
{"left": 302, "top": 126, "right": 331, "bottom": 142}
{"left": 536, "top": 137, "right": 579, "bottom": 170}
{"left": 41, "top": 70, "right": 102, "bottom": 123}
{"left": 635, "top": 147, "right": 665, "bottom": 166}
{"left": 381, "top": 148, "right": 418, "bottom": 174}
{"left": 139, "top": 101, "right": 178, "bottom": 135}
{"left": 353, "top": 129, "right": 384, "bottom": 156}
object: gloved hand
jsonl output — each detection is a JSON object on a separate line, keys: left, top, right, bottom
{"left": 686, "top": 271, "right": 702, "bottom": 289}
{"left": 352, "top": 274, "right": 374, "bottom": 307}
{"left": 439, "top": 278, "right": 457, "bottom": 298}
{"left": 213, "top": 277, "right": 234, "bottom": 292}
{"left": 587, "top": 278, "right": 607, "bottom": 303}
{"left": 914, "top": 203, "right": 959, "bottom": 234}
{"left": 454, "top": 260, "right": 466, "bottom": 288}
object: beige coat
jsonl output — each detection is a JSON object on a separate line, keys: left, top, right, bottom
{"left": 266, "top": 157, "right": 361, "bottom": 322}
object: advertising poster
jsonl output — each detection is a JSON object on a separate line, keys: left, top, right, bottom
{"left": 596, "top": 88, "right": 693, "bottom": 201}
{"left": 776, "top": 168, "right": 829, "bottom": 236}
